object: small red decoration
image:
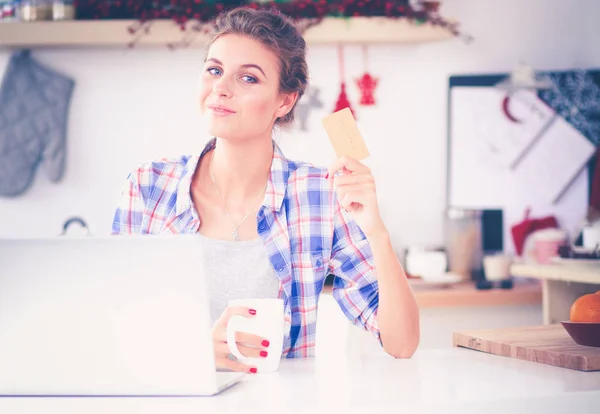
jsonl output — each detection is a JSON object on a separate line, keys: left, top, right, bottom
{"left": 334, "top": 82, "right": 355, "bottom": 116}
{"left": 356, "top": 73, "right": 378, "bottom": 106}
{"left": 355, "top": 46, "right": 379, "bottom": 106}
{"left": 333, "top": 46, "right": 356, "bottom": 117}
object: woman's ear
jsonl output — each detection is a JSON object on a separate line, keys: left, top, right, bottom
{"left": 275, "top": 91, "right": 299, "bottom": 119}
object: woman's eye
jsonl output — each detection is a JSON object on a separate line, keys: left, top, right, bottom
{"left": 242, "top": 75, "right": 257, "bottom": 84}
{"left": 207, "top": 67, "right": 222, "bottom": 76}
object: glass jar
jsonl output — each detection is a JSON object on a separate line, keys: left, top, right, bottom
{"left": 52, "top": 0, "right": 74, "bottom": 21}
{"left": 444, "top": 207, "right": 483, "bottom": 280}
{"left": 18, "top": 0, "right": 52, "bottom": 21}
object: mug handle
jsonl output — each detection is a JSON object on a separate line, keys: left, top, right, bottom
{"left": 226, "top": 315, "right": 247, "bottom": 360}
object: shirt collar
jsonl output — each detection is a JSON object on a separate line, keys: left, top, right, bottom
{"left": 175, "top": 138, "right": 289, "bottom": 217}
{"left": 174, "top": 155, "right": 200, "bottom": 217}
{"left": 264, "top": 140, "right": 289, "bottom": 213}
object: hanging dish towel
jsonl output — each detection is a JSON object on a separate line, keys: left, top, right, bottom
{"left": 0, "top": 50, "right": 75, "bottom": 197}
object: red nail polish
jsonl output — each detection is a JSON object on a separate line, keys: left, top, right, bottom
{"left": 262, "top": 340, "right": 270, "bottom": 347}
{"left": 249, "top": 368, "right": 257, "bottom": 374}
{"left": 249, "top": 309, "right": 256, "bottom": 315}
{"left": 260, "top": 351, "right": 268, "bottom": 357}
{"left": 325, "top": 173, "right": 329, "bottom": 179}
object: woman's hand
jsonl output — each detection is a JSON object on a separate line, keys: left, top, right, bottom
{"left": 212, "top": 306, "right": 270, "bottom": 373}
{"left": 328, "top": 156, "right": 386, "bottom": 238}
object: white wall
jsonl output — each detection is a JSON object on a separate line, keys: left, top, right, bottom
{"left": 584, "top": 0, "right": 599, "bottom": 60}
{"left": 1, "top": 0, "right": 598, "bottom": 256}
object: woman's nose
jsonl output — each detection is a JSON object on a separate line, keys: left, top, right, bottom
{"left": 213, "top": 76, "right": 232, "bottom": 97}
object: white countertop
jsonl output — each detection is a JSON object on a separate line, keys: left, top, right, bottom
{"left": 1, "top": 348, "right": 599, "bottom": 414}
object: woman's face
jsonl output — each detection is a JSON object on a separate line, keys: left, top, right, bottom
{"left": 199, "top": 34, "right": 296, "bottom": 141}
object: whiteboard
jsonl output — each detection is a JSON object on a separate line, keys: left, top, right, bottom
{"left": 447, "top": 75, "right": 595, "bottom": 253}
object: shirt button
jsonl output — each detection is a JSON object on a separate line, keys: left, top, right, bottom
{"left": 259, "top": 223, "right": 266, "bottom": 231}
{"left": 316, "top": 260, "right": 322, "bottom": 267}
{"left": 276, "top": 265, "right": 285, "bottom": 272}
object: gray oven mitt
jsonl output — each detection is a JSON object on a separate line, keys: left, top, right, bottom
{"left": 0, "top": 50, "right": 75, "bottom": 197}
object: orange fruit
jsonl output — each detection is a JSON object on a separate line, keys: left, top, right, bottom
{"left": 570, "top": 294, "right": 600, "bottom": 322}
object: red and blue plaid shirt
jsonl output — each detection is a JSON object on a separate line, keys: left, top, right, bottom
{"left": 112, "top": 139, "right": 380, "bottom": 358}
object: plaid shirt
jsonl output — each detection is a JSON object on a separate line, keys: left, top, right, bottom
{"left": 112, "top": 139, "right": 380, "bottom": 358}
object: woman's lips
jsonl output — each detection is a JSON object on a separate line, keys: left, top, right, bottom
{"left": 208, "top": 104, "right": 236, "bottom": 116}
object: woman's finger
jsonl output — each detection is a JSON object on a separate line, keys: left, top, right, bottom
{"left": 213, "top": 330, "right": 270, "bottom": 349}
{"left": 333, "top": 173, "right": 374, "bottom": 188}
{"left": 214, "top": 341, "right": 269, "bottom": 359}
{"left": 234, "top": 331, "right": 270, "bottom": 348}
{"left": 215, "top": 354, "right": 256, "bottom": 373}
{"left": 335, "top": 182, "right": 375, "bottom": 202}
{"left": 213, "top": 306, "right": 256, "bottom": 330}
{"left": 328, "top": 156, "right": 370, "bottom": 177}
{"left": 225, "top": 306, "right": 257, "bottom": 318}
{"left": 341, "top": 192, "right": 370, "bottom": 211}
{"left": 335, "top": 186, "right": 348, "bottom": 204}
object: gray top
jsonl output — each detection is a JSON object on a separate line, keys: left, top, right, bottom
{"left": 198, "top": 233, "right": 281, "bottom": 326}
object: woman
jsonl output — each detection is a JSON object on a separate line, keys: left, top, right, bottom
{"left": 113, "top": 7, "right": 419, "bottom": 373}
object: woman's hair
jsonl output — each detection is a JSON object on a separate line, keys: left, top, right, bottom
{"left": 207, "top": 7, "right": 309, "bottom": 125}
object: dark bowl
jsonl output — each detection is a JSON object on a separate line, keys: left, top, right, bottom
{"left": 561, "top": 321, "right": 600, "bottom": 347}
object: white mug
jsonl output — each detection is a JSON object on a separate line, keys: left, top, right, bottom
{"left": 226, "top": 298, "right": 285, "bottom": 373}
{"left": 483, "top": 254, "right": 512, "bottom": 281}
{"left": 583, "top": 224, "right": 600, "bottom": 250}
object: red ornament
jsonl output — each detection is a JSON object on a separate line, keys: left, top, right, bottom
{"left": 356, "top": 73, "right": 378, "bottom": 106}
{"left": 356, "top": 45, "right": 378, "bottom": 106}
{"left": 333, "top": 46, "right": 356, "bottom": 117}
{"left": 334, "top": 82, "right": 355, "bottom": 117}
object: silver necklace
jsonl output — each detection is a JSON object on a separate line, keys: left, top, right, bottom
{"left": 209, "top": 152, "right": 268, "bottom": 242}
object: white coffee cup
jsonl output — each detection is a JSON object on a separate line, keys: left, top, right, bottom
{"left": 483, "top": 254, "right": 512, "bottom": 281}
{"left": 226, "top": 298, "right": 285, "bottom": 373}
{"left": 583, "top": 224, "right": 600, "bottom": 250}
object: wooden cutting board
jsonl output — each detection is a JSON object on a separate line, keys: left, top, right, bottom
{"left": 453, "top": 324, "right": 600, "bottom": 371}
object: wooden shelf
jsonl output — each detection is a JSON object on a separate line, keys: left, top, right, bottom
{"left": 323, "top": 280, "right": 542, "bottom": 308}
{"left": 511, "top": 263, "right": 600, "bottom": 285}
{"left": 0, "top": 17, "right": 456, "bottom": 48}
{"left": 412, "top": 280, "right": 542, "bottom": 308}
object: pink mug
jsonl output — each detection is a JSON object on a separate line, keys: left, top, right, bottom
{"left": 533, "top": 239, "right": 564, "bottom": 264}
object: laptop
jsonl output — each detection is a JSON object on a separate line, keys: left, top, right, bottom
{"left": 0, "top": 235, "right": 245, "bottom": 396}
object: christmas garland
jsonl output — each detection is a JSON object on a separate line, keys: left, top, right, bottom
{"left": 74, "top": 1, "right": 467, "bottom": 43}
{"left": 76, "top": 0, "right": 442, "bottom": 21}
